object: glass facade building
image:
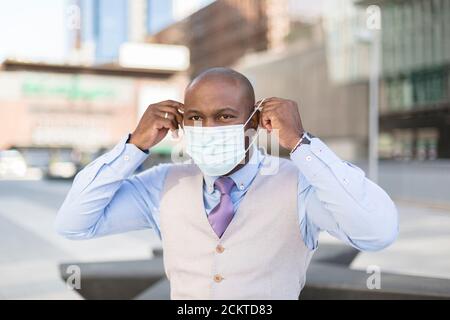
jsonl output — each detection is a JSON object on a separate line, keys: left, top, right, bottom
{"left": 147, "top": 0, "right": 173, "bottom": 34}
{"left": 80, "top": 0, "right": 129, "bottom": 63}
{"left": 379, "top": 0, "right": 450, "bottom": 159}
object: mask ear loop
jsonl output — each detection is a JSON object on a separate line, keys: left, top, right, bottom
{"left": 243, "top": 98, "right": 267, "bottom": 154}
{"left": 243, "top": 98, "right": 266, "bottom": 128}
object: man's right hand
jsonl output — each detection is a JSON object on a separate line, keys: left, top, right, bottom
{"left": 129, "top": 100, "right": 184, "bottom": 151}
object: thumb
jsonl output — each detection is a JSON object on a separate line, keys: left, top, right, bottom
{"left": 260, "top": 112, "right": 272, "bottom": 132}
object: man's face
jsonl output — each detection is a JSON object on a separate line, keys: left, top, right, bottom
{"left": 183, "top": 79, "right": 257, "bottom": 129}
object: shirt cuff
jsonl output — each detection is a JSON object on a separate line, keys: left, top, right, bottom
{"left": 104, "top": 134, "right": 150, "bottom": 178}
{"left": 290, "top": 137, "right": 341, "bottom": 181}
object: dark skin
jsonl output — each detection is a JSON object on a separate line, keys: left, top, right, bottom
{"left": 130, "top": 74, "right": 304, "bottom": 176}
{"left": 182, "top": 77, "right": 259, "bottom": 174}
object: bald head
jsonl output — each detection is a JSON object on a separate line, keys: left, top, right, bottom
{"left": 182, "top": 67, "right": 259, "bottom": 173}
{"left": 185, "top": 67, "right": 255, "bottom": 111}
{"left": 183, "top": 67, "right": 257, "bottom": 129}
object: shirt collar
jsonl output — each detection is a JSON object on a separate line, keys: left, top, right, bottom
{"left": 204, "top": 145, "right": 265, "bottom": 194}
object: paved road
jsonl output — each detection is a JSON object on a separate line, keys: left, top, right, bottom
{"left": 357, "top": 160, "right": 450, "bottom": 208}
{"left": 0, "top": 180, "right": 160, "bottom": 299}
{"left": 1, "top": 179, "right": 449, "bottom": 299}
{"left": 320, "top": 200, "right": 450, "bottom": 280}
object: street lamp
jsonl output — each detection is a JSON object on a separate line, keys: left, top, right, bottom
{"left": 355, "top": 25, "right": 381, "bottom": 183}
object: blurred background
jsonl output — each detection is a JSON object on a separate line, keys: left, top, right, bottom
{"left": 0, "top": 0, "right": 450, "bottom": 299}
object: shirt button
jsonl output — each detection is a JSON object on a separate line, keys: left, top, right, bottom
{"left": 216, "top": 244, "right": 225, "bottom": 253}
{"left": 343, "top": 178, "right": 349, "bottom": 184}
{"left": 213, "top": 274, "right": 223, "bottom": 283}
{"left": 124, "top": 155, "right": 130, "bottom": 161}
{"left": 305, "top": 156, "right": 312, "bottom": 161}
{"left": 239, "top": 184, "right": 244, "bottom": 191}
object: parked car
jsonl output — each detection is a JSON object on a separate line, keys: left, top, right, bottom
{"left": 47, "top": 160, "right": 78, "bottom": 179}
{"left": 0, "top": 149, "right": 27, "bottom": 179}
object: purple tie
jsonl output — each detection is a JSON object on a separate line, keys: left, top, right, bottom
{"left": 208, "top": 177, "right": 235, "bottom": 238}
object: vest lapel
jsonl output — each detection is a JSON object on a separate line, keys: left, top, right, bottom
{"left": 195, "top": 156, "right": 269, "bottom": 242}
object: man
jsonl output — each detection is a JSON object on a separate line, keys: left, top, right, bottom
{"left": 56, "top": 67, "right": 398, "bottom": 300}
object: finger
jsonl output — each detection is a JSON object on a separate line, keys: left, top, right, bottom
{"left": 155, "top": 117, "right": 178, "bottom": 131}
{"left": 255, "top": 98, "right": 271, "bottom": 107}
{"left": 154, "top": 106, "right": 183, "bottom": 125}
{"left": 255, "top": 98, "right": 265, "bottom": 106}
{"left": 159, "top": 100, "right": 184, "bottom": 108}
{"left": 263, "top": 103, "right": 282, "bottom": 110}
{"left": 256, "top": 97, "right": 282, "bottom": 110}
{"left": 155, "top": 110, "right": 175, "bottom": 121}
{"left": 155, "top": 111, "right": 182, "bottom": 131}
{"left": 257, "top": 97, "right": 280, "bottom": 104}
{"left": 160, "top": 100, "right": 185, "bottom": 114}
{"left": 259, "top": 103, "right": 281, "bottom": 113}
{"left": 152, "top": 100, "right": 184, "bottom": 116}
{"left": 260, "top": 100, "right": 284, "bottom": 107}
{"left": 259, "top": 110, "right": 273, "bottom": 132}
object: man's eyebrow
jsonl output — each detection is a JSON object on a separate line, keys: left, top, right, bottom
{"left": 184, "top": 108, "right": 205, "bottom": 115}
{"left": 215, "top": 107, "right": 239, "bottom": 114}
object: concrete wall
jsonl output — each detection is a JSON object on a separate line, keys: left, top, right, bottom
{"left": 348, "top": 159, "right": 450, "bottom": 207}
{"left": 236, "top": 44, "right": 370, "bottom": 161}
{"left": 378, "top": 160, "right": 450, "bottom": 207}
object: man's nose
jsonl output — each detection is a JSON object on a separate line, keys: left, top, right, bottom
{"left": 202, "top": 118, "right": 220, "bottom": 127}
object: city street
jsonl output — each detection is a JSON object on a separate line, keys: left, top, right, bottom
{"left": 0, "top": 0, "right": 449, "bottom": 304}
{"left": 0, "top": 180, "right": 161, "bottom": 299}
{"left": 1, "top": 179, "right": 450, "bottom": 299}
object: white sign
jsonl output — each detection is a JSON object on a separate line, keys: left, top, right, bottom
{"left": 138, "top": 83, "right": 183, "bottom": 152}
{"left": 119, "top": 43, "right": 190, "bottom": 71}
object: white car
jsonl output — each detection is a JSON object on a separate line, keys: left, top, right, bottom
{"left": 0, "top": 150, "right": 28, "bottom": 179}
{"left": 47, "top": 161, "right": 77, "bottom": 179}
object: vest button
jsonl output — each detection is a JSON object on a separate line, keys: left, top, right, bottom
{"left": 213, "top": 274, "right": 223, "bottom": 283}
{"left": 216, "top": 244, "right": 225, "bottom": 253}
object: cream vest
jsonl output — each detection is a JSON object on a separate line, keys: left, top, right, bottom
{"left": 159, "top": 155, "right": 313, "bottom": 300}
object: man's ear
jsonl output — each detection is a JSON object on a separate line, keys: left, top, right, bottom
{"left": 250, "top": 109, "right": 260, "bottom": 129}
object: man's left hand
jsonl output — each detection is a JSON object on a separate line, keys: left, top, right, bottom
{"left": 257, "top": 97, "right": 304, "bottom": 150}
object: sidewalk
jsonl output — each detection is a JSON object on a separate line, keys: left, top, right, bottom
{"left": 0, "top": 181, "right": 160, "bottom": 299}
{"left": 319, "top": 200, "right": 450, "bottom": 280}
{"left": 1, "top": 180, "right": 449, "bottom": 299}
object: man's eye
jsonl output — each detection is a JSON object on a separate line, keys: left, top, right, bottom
{"left": 219, "top": 114, "right": 235, "bottom": 120}
{"left": 189, "top": 115, "right": 202, "bottom": 121}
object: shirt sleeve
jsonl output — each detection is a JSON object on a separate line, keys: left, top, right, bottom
{"left": 292, "top": 137, "right": 399, "bottom": 252}
{"left": 54, "top": 134, "right": 170, "bottom": 240}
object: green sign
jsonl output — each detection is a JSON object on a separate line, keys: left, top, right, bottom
{"left": 22, "top": 76, "right": 116, "bottom": 101}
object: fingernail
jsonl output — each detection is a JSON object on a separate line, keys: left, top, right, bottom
{"left": 177, "top": 108, "right": 184, "bottom": 114}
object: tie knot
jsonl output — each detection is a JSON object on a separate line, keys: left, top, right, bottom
{"left": 214, "top": 177, "right": 235, "bottom": 195}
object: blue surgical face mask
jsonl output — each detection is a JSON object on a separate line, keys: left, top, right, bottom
{"left": 184, "top": 98, "right": 266, "bottom": 177}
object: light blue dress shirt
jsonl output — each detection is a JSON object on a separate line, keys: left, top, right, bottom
{"left": 55, "top": 134, "right": 399, "bottom": 251}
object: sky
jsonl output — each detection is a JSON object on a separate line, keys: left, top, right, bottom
{"left": 0, "top": 0, "right": 68, "bottom": 62}
{"left": 289, "top": 0, "right": 325, "bottom": 22}
{"left": 0, "top": 0, "right": 326, "bottom": 63}
{"left": 0, "top": 0, "right": 215, "bottom": 62}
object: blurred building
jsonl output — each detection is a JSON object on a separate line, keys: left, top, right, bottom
{"left": 150, "top": 0, "right": 292, "bottom": 77}
{"left": 236, "top": 20, "right": 370, "bottom": 161}
{"left": 0, "top": 59, "right": 187, "bottom": 169}
{"left": 75, "top": 0, "right": 131, "bottom": 64}
{"left": 363, "top": 0, "right": 450, "bottom": 160}
{"left": 72, "top": 0, "right": 212, "bottom": 64}
{"left": 322, "top": 0, "right": 370, "bottom": 83}
{"left": 147, "top": 0, "right": 215, "bottom": 34}
{"left": 317, "top": 0, "right": 450, "bottom": 161}
{"left": 147, "top": 0, "right": 370, "bottom": 160}
{"left": 147, "top": 0, "right": 173, "bottom": 34}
